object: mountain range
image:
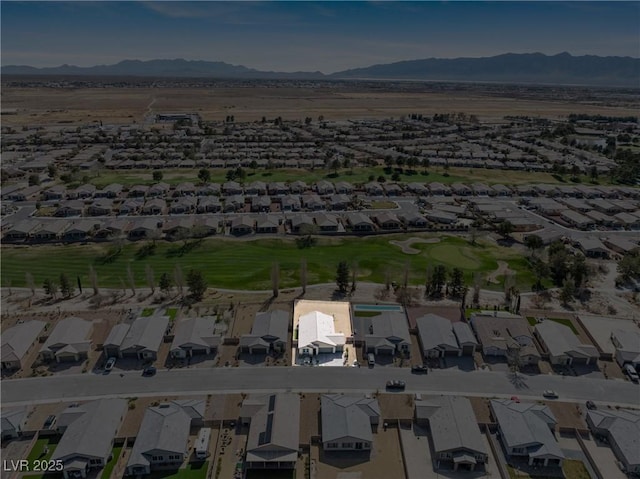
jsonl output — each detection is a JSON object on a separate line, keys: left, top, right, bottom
{"left": 2, "top": 53, "right": 638, "bottom": 87}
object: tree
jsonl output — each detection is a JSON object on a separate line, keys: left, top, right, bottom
{"left": 296, "top": 223, "right": 318, "bottom": 248}
{"left": 43, "top": 278, "right": 58, "bottom": 299}
{"left": 145, "top": 264, "right": 156, "bottom": 294}
{"left": 430, "top": 265, "right": 447, "bottom": 298}
{"left": 525, "top": 234, "right": 544, "bottom": 256}
{"left": 25, "top": 272, "right": 35, "bottom": 297}
{"left": 159, "top": 272, "right": 173, "bottom": 296}
{"left": 300, "top": 258, "right": 308, "bottom": 295}
{"left": 330, "top": 158, "right": 341, "bottom": 175}
{"left": 59, "top": 273, "right": 74, "bottom": 298}
{"left": 350, "top": 263, "right": 358, "bottom": 293}
{"left": 186, "top": 269, "right": 207, "bottom": 301}
{"left": 271, "top": 262, "right": 280, "bottom": 298}
{"left": 571, "top": 254, "right": 589, "bottom": 289}
{"left": 198, "top": 168, "right": 211, "bottom": 184}
{"left": 617, "top": 248, "right": 640, "bottom": 283}
{"left": 472, "top": 272, "right": 481, "bottom": 306}
{"left": 28, "top": 174, "right": 40, "bottom": 186}
{"left": 560, "top": 276, "right": 575, "bottom": 305}
{"left": 497, "top": 220, "right": 514, "bottom": 239}
{"left": 152, "top": 171, "right": 163, "bottom": 182}
{"left": 47, "top": 164, "right": 57, "bottom": 179}
{"left": 449, "top": 268, "right": 465, "bottom": 298}
{"left": 336, "top": 261, "right": 350, "bottom": 294}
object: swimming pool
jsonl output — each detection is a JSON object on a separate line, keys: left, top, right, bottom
{"left": 353, "top": 304, "right": 404, "bottom": 312}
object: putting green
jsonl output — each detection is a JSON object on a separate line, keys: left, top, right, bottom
{"left": 427, "top": 244, "right": 482, "bottom": 269}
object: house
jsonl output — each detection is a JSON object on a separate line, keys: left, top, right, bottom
{"left": 43, "top": 185, "right": 66, "bottom": 201}
{"left": 40, "top": 317, "right": 92, "bottom": 363}
{"left": 560, "top": 210, "right": 595, "bottom": 230}
{"left": 321, "top": 394, "right": 380, "bottom": 452}
{"left": 240, "top": 393, "right": 300, "bottom": 470}
{"left": 51, "top": 399, "right": 127, "bottom": 479}
{"left": 315, "top": 180, "right": 335, "bottom": 195}
{"left": 128, "top": 218, "right": 160, "bottom": 239}
{"left": 240, "top": 311, "right": 289, "bottom": 354}
{"left": 289, "top": 180, "right": 308, "bottom": 194}
{"left": 68, "top": 184, "right": 96, "bottom": 200}
{"left": 4, "top": 219, "right": 40, "bottom": 241}
{"left": 603, "top": 237, "right": 639, "bottom": 256}
{"left": 291, "top": 214, "right": 315, "bottom": 233}
{"left": 429, "top": 182, "right": 451, "bottom": 196}
{"left": 95, "top": 218, "right": 131, "bottom": 239}
{"left": 383, "top": 183, "right": 402, "bottom": 196}
{"left": 174, "top": 182, "right": 196, "bottom": 197}
{"left": 374, "top": 211, "right": 402, "bottom": 230}
{"left": 128, "top": 185, "right": 149, "bottom": 198}
{"left": 87, "top": 199, "right": 113, "bottom": 216}
{"left": 328, "top": 194, "right": 350, "bottom": 210}
{"left": 575, "top": 237, "right": 609, "bottom": 258}
{"left": 147, "top": 183, "right": 170, "bottom": 198}
{"left": 611, "top": 329, "right": 640, "bottom": 367}
{"left": 222, "top": 181, "right": 243, "bottom": 195}
{"left": 404, "top": 214, "right": 428, "bottom": 228}
{"left": 268, "top": 182, "right": 289, "bottom": 195}
{"left": 334, "top": 181, "right": 353, "bottom": 194}
{"left": 196, "top": 196, "right": 221, "bottom": 213}
{"left": 126, "top": 402, "right": 198, "bottom": 475}
{"left": 451, "top": 183, "right": 472, "bottom": 196}
{"left": 347, "top": 212, "right": 375, "bottom": 232}
{"left": 280, "top": 195, "right": 301, "bottom": 212}
{"left": 119, "top": 198, "right": 143, "bottom": 215}
{"left": 256, "top": 217, "right": 279, "bottom": 234}
{"left": 55, "top": 200, "right": 84, "bottom": 217}
{"left": 415, "top": 314, "right": 461, "bottom": 358}
{"left": 1, "top": 407, "right": 28, "bottom": 440}
{"left": 230, "top": 216, "right": 254, "bottom": 235}
{"left": 407, "top": 182, "right": 428, "bottom": 195}
{"left": 163, "top": 217, "right": 194, "bottom": 239}
{"left": 251, "top": 195, "right": 271, "bottom": 212}
{"left": 297, "top": 311, "right": 346, "bottom": 356}
{"left": 104, "top": 315, "right": 169, "bottom": 360}
{"left": 490, "top": 399, "right": 564, "bottom": 468}
{"left": 95, "top": 183, "right": 123, "bottom": 198}
{"left": 196, "top": 183, "right": 221, "bottom": 196}
{"left": 169, "top": 197, "right": 197, "bottom": 214}
{"left": 534, "top": 321, "right": 599, "bottom": 365}
{"left": 425, "top": 209, "right": 458, "bottom": 224}
{"left": 470, "top": 313, "right": 539, "bottom": 365}
{"left": 586, "top": 408, "right": 640, "bottom": 474}
{"left": 170, "top": 317, "right": 221, "bottom": 358}
{"left": 314, "top": 213, "right": 339, "bottom": 232}
{"left": 63, "top": 220, "right": 97, "bottom": 241}
{"left": 246, "top": 181, "right": 267, "bottom": 196}
{"left": 141, "top": 198, "right": 166, "bottom": 215}
{"left": 223, "top": 195, "right": 245, "bottom": 212}
{"left": 415, "top": 396, "right": 488, "bottom": 471}
{"left": 364, "top": 182, "right": 384, "bottom": 196}
{"left": 302, "top": 194, "right": 324, "bottom": 210}
{"left": 354, "top": 312, "right": 411, "bottom": 356}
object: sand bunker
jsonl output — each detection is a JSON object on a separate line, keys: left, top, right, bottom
{"left": 389, "top": 237, "right": 441, "bottom": 254}
{"left": 486, "top": 260, "right": 515, "bottom": 284}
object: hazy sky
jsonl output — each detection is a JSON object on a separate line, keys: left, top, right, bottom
{"left": 2, "top": 1, "right": 639, "bottom": 73}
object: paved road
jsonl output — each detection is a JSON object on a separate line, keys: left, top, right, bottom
{"left": 2, "top": 367, "right": 638, "bottom": 407}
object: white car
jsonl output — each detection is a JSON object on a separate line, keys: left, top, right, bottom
{"left": 105, "top": 357, "right": 117, "bottom": 371}
{"left": 543, "top": 390, "right": 558, "bottom": 399}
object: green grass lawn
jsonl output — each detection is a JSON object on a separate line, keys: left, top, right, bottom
{"left": 26, "top": 438, "right": 58, "bottom": 464}
{"left": 146, "top": 462, "right": 209, "bottom": 479}
{"left": 527, "top": 316, "right": 578, "bottom": 334}
{"left": 141, "top": 308, "right": 155, "bottom": 317}
{"left": 85, "top": 165, "right": 614, "bottom": 190}
{"left": 2, "top": 235, "right": 537, "bottom": 292}
{"left": 101, "top": 446, "right": 122, "bottom": 479}
{"left": 166, "top": 308, "right": 178, "bottom": 321}
{"left": 508, "top": 460, "right": 590, "bottom": 479}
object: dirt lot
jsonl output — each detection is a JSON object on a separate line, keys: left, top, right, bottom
{"left": 377, "top": 393, "right": 414, "bottom": 421}
{"left": 299, "top": 393, "right": 321, "bottom": 445}
{"left": 312, "top": 425, "right": 406, "bottom": 479}
{"left": 469, "top": 397, "right": 493, "bottom": 424}
{"left": 3, "top": 86, "right": 639, "bottom": 127}
{"left": 545, "top": 401, "right": 587, "bottom": 430}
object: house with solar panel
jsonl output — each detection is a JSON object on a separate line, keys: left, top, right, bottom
{"left": 240, "top": 393, "right": 300, "bottom": 470}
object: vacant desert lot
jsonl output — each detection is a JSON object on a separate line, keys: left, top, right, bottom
{"left": 3, "top": 85, "right": 639, "bottom": 125}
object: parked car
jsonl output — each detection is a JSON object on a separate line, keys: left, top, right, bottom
{"left": 510, "top": 396, "right": 521, "bottom": 403}
{"left": 386, "top": 380, "right": 406, "bottom": 391}
{"left": 585, "top": 401, "right": 597, "bottom": 410}
{"left": 543, "top": 390, "right": 559, "bottom": 399}
{"left": 368, "top": 353, "right": 375, "bottom": 367}
{"left": 105, "top": 357, "right": 116, "bottom": 372}
{"left": 624, "top": 364, "right": 639, "bottom": 383}
{"left": 142, "top": 366, "right": 156, "bottom": 377}
{"left": 411, "top": 365, "right": 429, "bottom": 374}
